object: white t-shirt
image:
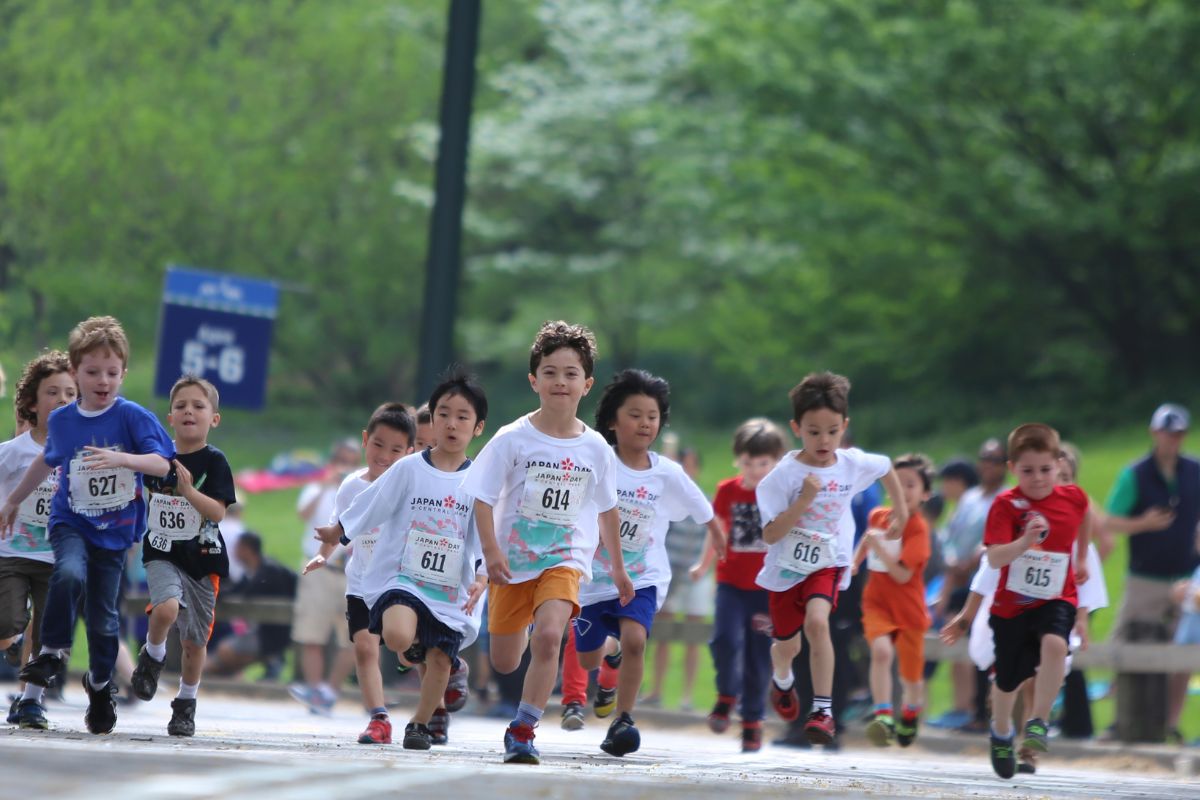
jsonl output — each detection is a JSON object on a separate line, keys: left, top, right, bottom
{"left": 298, "top": 480, "right": 344, "bottom": 564}
{"left": 342, "top": 451, "right": 483, "bottom": 644}
{"left": 0, "top": 432, "right": 57, "bottom": 565}
{"left": 755, "top": 448, "right": 891, "bottom": 592}
{"left": 335, "top": 469, "right": 373, "bottom": 598}
{"left": 580, "top": 452, "right": 713, "bottom": 610}
{"left": 460, "top": 414, "right": 618, "bottom": 584}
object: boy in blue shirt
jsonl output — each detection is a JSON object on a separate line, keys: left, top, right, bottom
{"left": 0, "top": 316, "right": 174, "bottom": 734}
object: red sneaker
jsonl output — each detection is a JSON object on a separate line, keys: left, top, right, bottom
{"left": 741, "top": 721, "right": 763, "bottom": 753}
{"left": 708, "top": 694, "right": 736, "bottom": 734}
{"left": 444, "top": 658, "right": 470, "bottom": 713}
{"left": 770, "top": 681, "right": 800, "bottom": 722}
{"left": 804, "top": 709, "right": 836, "bottom": 745}
{"left": 358, "top": 715, "right": 392, "bottom": 744}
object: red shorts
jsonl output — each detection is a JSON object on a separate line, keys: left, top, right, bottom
{"left": 768, "top": 567, "right": 843, "bottom": 640}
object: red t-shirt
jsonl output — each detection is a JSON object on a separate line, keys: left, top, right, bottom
{"left": 712, "top": 476, "right": 767, "bottom": 591}
{"left": 983, "top": 484, "right": 1088, "bottom": 619}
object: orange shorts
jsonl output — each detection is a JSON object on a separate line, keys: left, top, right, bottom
{"left": 863, "top": 614, "right": 925, "bottom": 684}
{"left": 487, "top": 566, "right": 581, "bottom": 635}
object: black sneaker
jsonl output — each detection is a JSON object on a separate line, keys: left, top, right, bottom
{"left": 19, "top": 652, "right": 65, "bottom": 688}
{"left": 403, "top": 721, "right": 433, "bottom": 750}
{"left": 600, "top": 712, "right": 640, "bottom": 757}
{"left": 895, "top": 713, "right": 919, "bottom": 747}
{"left": 428, "top": 706, "right": 450, "bottom": 745}
{"left": 1021, "top": 717, "right": 1049, "bottom": 754}
{"left": 4, "top": 635, "right": 23, "bottom": 667}
{"left": 603, "top": 642, "right": 623, "bottom": 671}
{"left": 402, "top": 643, "right": 427, "bottom": 666}
{"left": 16, "top": 698, "right": 49, "bottom": 730}
{"left": 990, "top": 734, "right": 1016, "bottom": 779}
{"left": 131, "top": 645, "right": 166, "bottom": 701}
{"left": 168, "top": 698, "right": 196, "bottom": 737}
{"left": 82, "top": 673, "right": 118, "bottom": 735}
{"left": 1017, "top": 745, "right": 1037, "bottom": 774}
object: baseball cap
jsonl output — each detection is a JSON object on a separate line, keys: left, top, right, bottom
{"left": 977, "top": 438, "right": 1007, "bottom": 463}
{"left": 1150, "top": 403, "right": 1190, "bottom": 433}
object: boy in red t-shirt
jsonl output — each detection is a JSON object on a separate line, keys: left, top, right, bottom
{"left": 983, "top": 423, "right": 1090, "bottom": 779}
{"left": 854, "top": 453, "right": 934, "bottom": 748}
{"left": 699, "top": 418, "right": 787, "bottom": 752}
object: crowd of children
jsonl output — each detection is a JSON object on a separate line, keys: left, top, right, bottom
{"left": 0, "top": 313, "right": 1186, "bottom": 783}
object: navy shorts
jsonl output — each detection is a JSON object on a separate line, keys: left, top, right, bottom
{"left": 369, "top": 589, "right": 465, "bottom": 662}
{"left": 346, "top": 595, "right": 371, "bottom": 641}
{"left": 574, "top": 586, "right": 657, "bottom": 653}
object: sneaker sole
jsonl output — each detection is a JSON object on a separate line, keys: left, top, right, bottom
{"left": 403, "top": 739, "right": 432, "bottom": 750}
{"left": 594, "top": 703, "right": 616, "bottom": 719}
{"left": 503, "top": 752, "right": 540, "bottom": 764}
{"left": 896, "top": 734, "right": 915, "bottom": 747}
{"left": 865, "top": 721, "right": 893, "bottom": 747}
{"left": 708, "top": 717, "right": 730, "bottom": 734}
{"left": 358, "top": 734, "right": 390, "bottom": 744}
{"left": 600, "top": 740, "right": 638, "bottom": 757}
{"left": 19, "top": 720, "right": 49, "bottom": 730}
{"left": 561, "top": 716, "right": 585, "bottom": 731}
{"left": 805, "top": 725, "right": 835, "bottom": 746}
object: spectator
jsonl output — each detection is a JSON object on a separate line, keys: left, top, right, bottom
{"left": 209, "top": 533, "right": 298, "bottom": 678}
{"left": 1105, "top": 403, "right": 1200, "bottom": 743}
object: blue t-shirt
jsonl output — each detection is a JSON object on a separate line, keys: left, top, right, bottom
{"left": 43, "top": 397, "right": 175, "bottom": 550}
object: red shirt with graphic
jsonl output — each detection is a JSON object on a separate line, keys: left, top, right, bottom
{"left": 984, "top": 484, "right": 1088, "bottom": 619}
{"left": 713, "top": 476, "right": 767, "bottom": 591}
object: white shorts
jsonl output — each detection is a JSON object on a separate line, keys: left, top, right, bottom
{"left": 661, "top": 573, "right": 715, "bottom": 618}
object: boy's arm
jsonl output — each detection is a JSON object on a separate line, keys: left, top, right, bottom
{"left": 851, "top": 536, "right": 870, "bottom": 574}
{"left": 864, "top": 530, "right": 915, "bottom": 583}
{"left": 690, "top": 520, "right": 723, "bottom": 580}
{"left": 475, "top": 500, "right": 511, "bottom": 584}
{"left": 940, "top": 590, "right": 985, "bottom": 644}
{"left": 173, "top": 460, "right": 226, "bottom": 522}
{"left": 302, "top": 540, "right": 338, "bottom": 575}
{"left": 761, "top": 473, "right": 822, "bottom": 545}
{"left": 878, "top": 467, "right": 910, "bottom": 538}
{"left": 82, "top": 447, "right": 170, "bottom": 477}
{"left": 0, "top": 456, "right": 54, "bottom": 536}
{"left": 1074, "top": 500, "right": 1093, "bottom": 585}
{"left": 599, "top": 507, "right": 634, "bottom": 605}
{"left": 986, "top": 518, "right": 1042, "bottom": 569}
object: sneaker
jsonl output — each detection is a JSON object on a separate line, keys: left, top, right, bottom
{"left": 130, "top": 645, "right": 166, "bottom": 701}
{"left": 1021, "top": 717, "right": 1049, "bottom": 754}
{"left": 804, "top": 709, "right": 836, "bottom": 746}
{"left": 772, "top": 727, "right": 813, "bottom": 749}
{"left": 503, "top": 721, "right": 539, "bottom": 764}
{"left": 895, "top": 713, "right": 919, "bottom": 747}
{"left": 603, "top": 641, "right": 623, "bottom": 671}
{"left": 168, "top": 698, "right": 196, "bottom": 737}
{"left": 990, "top": 733, "right": 1016, "bottom": 779}
{"left": 358, "top": 715, "right": 392, "bottom": 744}
{"left": 1017, "top": 745, "right": 1037, "bottom": 774}
{"left": 444, "top": 658, "right": 470, "bottom": 712}
{"left": 593, "top": 684, "right": 617, "bottom": 718}
{"left": 741, "top": 722, "right": 763, "bottom": 753}
{"left": 429, "top": 706, "right": 449, "bottom": 745}
{"left": 403, "top": 721, "right": 433, "bottom": 750}
{"left": 287, "top": 683, "right": 315, "bottom": 710}
{"left": 82, "top": 673, "right": 117, "bottom": 735}
{"left": 6, "top": 696, "right": 18, "bottom": 725}
{"left": 708, "top": 695, "right": 735, "bottom": 734}
{"left": 18, "top": 652, "right": 65, "bottom": 688}
{"left": 561, "top": 701, "right": 585, "bottom": 731}
{"left": 16, "top": 698, "right": 48, "bottom": 730}
{"left": 4, "top": 635, "right": 23, "bottom": 667}
{"left": 865, "top": 713, "right": 896, "bottom": 747}
{"left": 928, "top": 709, "right": 970, "bottom": 729}
{"left": 600, "top": 712, "right": 641, "bottom": 757}
{"left": 769, "top": 680, "right": 800, "bottom": 722}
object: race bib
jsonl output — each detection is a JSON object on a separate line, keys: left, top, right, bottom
{"left": 68, "top": 453, "right": 135, "bottom": 513}
{"left": 616, "top": 499, "right": 654, "bottom": 552}
{"left": 17, "top": 475, "right": 57, "bottom": 528}
{"left": 519, "top": 465, "right": 588, "bottom": 527}
{"left": 147, "top": 493, "right": 203, "bottom": 541}
{"left": 866, "top": 529, "right": 902, "bottom": 573}
{"left": 401, "top": 529, "right": 465, "bottom": 589}
{"left": 1006, "top": 549, "right": 1070, "bottom": 600}
{"left": 778, "top": 527, "right": 837, "bottom": 577}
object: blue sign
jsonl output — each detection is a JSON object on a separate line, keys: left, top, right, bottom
{"left": 154, "top": 265, "right": 278, "bottom": 410}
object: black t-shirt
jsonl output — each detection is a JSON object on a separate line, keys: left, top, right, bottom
{"left": 142, "top": 444, "right": 236, "bottom": 580}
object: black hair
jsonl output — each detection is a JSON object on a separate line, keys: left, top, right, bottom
{"left": 893, "top": 452, "right": 935, "bottom": 492}
{"left": 594, "top": 369, "right": 671, "bottom": 445}
{"left": 789, "top": 371, "right": 851, "bottom": 421}
{"left": 237, "top": 531, "right": 263, "bottom": 556}
{"left": 366, "top": 402, "right": 416, "bottom": 443}
{"left": 428, "top": 366, "right": 488, "bottom": 423}
{"left": 937, "top": 458, "right": 979, "bottom": 488}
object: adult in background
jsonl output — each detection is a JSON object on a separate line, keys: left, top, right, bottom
{"left": 209, "top": 533, "right": 298, "bottom": 677}
{"left": 1105, "top": 404, "right": 1200, "bottom": 743}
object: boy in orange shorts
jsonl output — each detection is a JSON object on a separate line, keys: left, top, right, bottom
{"left": 853, "top": 453, "right": 934, "bottom": 747}
{"left": 463, "top": 321, "right": 633, "bottom": 764}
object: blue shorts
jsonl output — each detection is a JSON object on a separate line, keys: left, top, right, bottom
{"left": 574, "top": 586, "right": 657, "bottom": 653}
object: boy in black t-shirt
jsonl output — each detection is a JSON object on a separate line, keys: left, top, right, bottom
{"left": 130, "top": 377, "right": 236, "bottom": 736}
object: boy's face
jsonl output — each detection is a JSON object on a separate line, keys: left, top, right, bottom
{"left": 1010, "top": 450, "right": 1058, "bottom": 501}
{"left": 791, "top": 407, "right": 848, "bottom": 466}
{"left": 361, "top": 426, "right": 412, "bottom": 481}
{"left": 895, "top": 466, "right": 929, "bottom": 513}
{"left": 1056, "top": 458, "right": 1076, "bottom": 486}
{"left": 939, "top": 476, "right": 968, "bottom": 504}
{"left": 415, "top": 421, "right": 435, "bottom": 451}
{"left": 433, "top": 392, "right": 485, "bottom": 455}
{"left": 168, "top": 385, "right": 219, "bottom": 444}
{"left": 33, "top": 371, "right": 78, "bottom": 428}
{"left": 72, "top": 349, "right": 126, "bottom": 411}
{"left": 529, "top": 347, "right": 593, "bottom": 414}
{"left": 735, "top": 453, "right": 777, "bottom": 488}
{"left": 610, "top": 393, "right": 661, "bottom": 453}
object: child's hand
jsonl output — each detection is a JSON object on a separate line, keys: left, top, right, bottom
{"left": 1021, "top": 512, "right": 1049, "bottom": 546}
{"left": 174, "top": 459, "right": 195, "bottom": 494}
{"left": 82, "top": 446, "right": 129, "bottom": 470}
{"left": 302, "top": 554, "right": 326, "bottom": 575}
{"left": 887, "top": 511, "right": 908, "bottom": 540}
{"left": 0, "top": 503, "right": 17, "bottom": 539}
{"left": 1074, "top": 559, "right": 1089, "bottom": 586}
{"left": 799, "top": 473, "right": 823, "bottom": 503}
{"left": 939, "top": 614, "right": 968, "bottom": 645}
{"left": 711, "top": 529, "right": 727, "bottom": 560}
{"left": 485, "top": 548, "right": 513, "bottom": 585}
{"left": 614, "top": 570, "right": 635, "bottom": 606}
{"left": 462, "top": 578, "right": 487, "bottom": 615}
{"left": 1074, "top": 615, "right": 1089, "bottom": 651}
{"left": 313, "top": 523, "right": 343, "bottom": 546}
{"left": 688, "top": 562, "right": 706, "bottom": 582}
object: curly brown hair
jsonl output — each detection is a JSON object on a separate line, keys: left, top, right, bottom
{"left": 14, "top": 350, "right": 73, "bottom": 426}
{"left": 529, "top": 320, "right": 598, "bottom": 378}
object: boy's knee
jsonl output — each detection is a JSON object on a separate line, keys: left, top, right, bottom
{"left": 529, "top": 626, "right": 562, "bottom": 658}
{"left": 804, "top": 615, "right": 830, "bottom": 639}
{"left": 870, "top": 637, "right": 893, "bottom": 661}
{"left": 491, "top": 651, "right": 521, "bottom": 675}
{"left": 621, "top": 627, "right": 648, "bottom": 658}
{"left": 1042, "top": 634, "right": 1068, "bottom": 656}
{"left": 382, "top": 629, "right": 412, "bottom": 654}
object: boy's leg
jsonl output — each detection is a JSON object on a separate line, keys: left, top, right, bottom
{"left": 82, "top": 542, "right": 126, "bottom": 687}
{"left": 36, "top": 528, "right": 89, "bottom": 659}
{"left": 615, "top": 617, "right": 647, "bottom": 716}
{"left": 708, "top": 583, "right": 744, "bottom": 709}
{"left": 741, "top": 588, "right": 772, "bottom": 724}
{"left": 380, "top": 604, "right": 419, "bottom": 655}
{"left": 1029, "top": 633, "right": 1068, "bottom": 722}
{"left": 803, "top": 598, "right": 834, "bottom": 698}
{"left": 353, "top": 630, "right": 385, "bottom": 712}
{"left": 413, "top": 648, "right": 453, "bottom": 725}
{"left": 991, "top": 683, "right": 1018, "bottom": 737}
{"left": 868, "top": 635, "right": 894, "bottom": 708}
{"left": 521, "top": 598, "right": 573, "bottom": 708}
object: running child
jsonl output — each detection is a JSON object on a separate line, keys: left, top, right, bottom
{"left": 982, "top": 423, "right": 1090, "bottom": 779}
{"left": 129, "top": 376, "right": 237, "bottom": 736}
{"left": 705, "top": 417, "right": 784, "bottom": 752}
{"left": 755, "top": 372, "right": 908, "bottom": 745}
{"left": 0, "top": 316, "right": 174, "bottom": 734}
{"left": 463, "top": 321, "right": 633, "bottom": 764}
{"left": 0, "top": 351, "right": 77, "bottom": 729}
{"left": 575, "top": 369, "right": 713, "bottom": 756}
{"left": 316, "top": 371, "right": 487, "bottom": 749}
{"left": 303, "top": 402, "right": 414, "bottom": 744}
{"left": 852, "top": 453, "right": 934, "bottom": 747}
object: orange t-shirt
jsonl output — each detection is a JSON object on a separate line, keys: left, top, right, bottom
{"left": 861, "top": 507, "right": 931, "bottom": 631}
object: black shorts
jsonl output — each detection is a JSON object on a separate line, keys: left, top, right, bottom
{"left": 989, "top": 600, "right": 1076, "bottom": 693}
{"left": 346, "top": 595, "right": 372, "bottom": 641}
{"left": 368, "top": 589, "right": 464, "bottom": 662}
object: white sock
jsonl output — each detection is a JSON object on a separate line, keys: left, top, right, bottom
{"left": 21, "top": 683, "right": 44, "bottom": 703}
{"left": 774, "top": 670, "right": 795, "bottom": 691}
{"left": 89, "top": 673, "right": 109, "bottom": 690}
{"left": 39, "top": 645, "right": 66, "bottom": 658}
{"left": 176, "top": 679, "right": 199, "bottom": 700}
{"left": 145, "top": 639, "right": 168, "bottom": 662}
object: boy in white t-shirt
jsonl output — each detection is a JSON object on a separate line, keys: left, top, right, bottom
{"left": 0, "top": 351, "right": 77, "bottom": 729}
{"left": 755, "top": 371, "right": 908, "bottom": 745}
{"left": 463, "top": 321, "right": 633, "bottom": 764}
{"left": 576, "top": 369, "right": 713, "bottom": 756}
{"left": 305, "top": 403, "right": 414, "bottom": 744}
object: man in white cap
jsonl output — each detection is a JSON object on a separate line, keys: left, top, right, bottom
{"left": 1106, "top": 403, "right": 1198, "bottom": 742}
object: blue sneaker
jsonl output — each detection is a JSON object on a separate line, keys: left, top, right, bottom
{"left": 503, "top": 721, "right": 540, "bottom": 764}
{"left": 16, "top": 698, "right": 48, "bottom": 730}
{"left": 927, "top": 709, "right": 970, "bottom": 729}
